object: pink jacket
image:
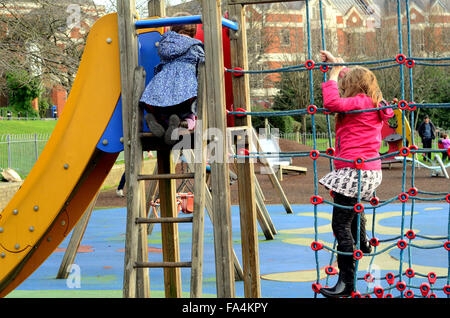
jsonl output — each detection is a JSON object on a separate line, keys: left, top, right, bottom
{"left": 322, "top": 80, "right": 394, "bottom": 170}
{"left": 441, "top": 138, "right": 450, "bottom": 149}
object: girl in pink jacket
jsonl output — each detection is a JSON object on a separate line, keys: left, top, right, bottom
{"left": 318, "top": 51, "right": 394, "bottom": 298}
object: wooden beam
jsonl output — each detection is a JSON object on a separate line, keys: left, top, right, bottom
{"left": 254, "top": 182, "right": 277, "bottom": 235}
{"left": 236, "top": 159, "right": 261, "bottom": 297}
{"left": 277, "top": 165, "right": 307, "bottom": 181}
{"left": 184, "top": 150, "right": 245, "bottom": 282}
{"left": 147, "top": 0, "right": 165, "bottom": 17}
{"left": 228, "top": 9, "right": 250, "bottom": 124}
{"left": 56, "top": 194, "right": 98, "bottom": 279}
{"left": 157, "top": 150, "right": 182, "bottom": 298}
{"left": 251, "top": 129, "right": 293, "bottom": 214}
{"left": 118, "top": 0, "right": 150, "bottom": 298}
{"left": 138, "top": 173, "right": 195, "bottom": 180}
{"left": 135, "top": 261, "right": 191, "bottom": 268}
{"left": 227, "top": 0, "right": 300, "bottom": 5}
{"left": 136, "top": 163, "right": 150, "bottom": 298}
{"left": 231, "top": 158, "right": 274, "bottom": 241}
{"left": 201, "top": 0, "right": 235, "bottom": 298}
{"left": 228, "top": 3, "right": 261, "bottom": 297}
{"left": 190, "top": 63, "right": 207, "bottom": 297}
{"left": 136, "top": 216, "right": 193, "bottom": 224}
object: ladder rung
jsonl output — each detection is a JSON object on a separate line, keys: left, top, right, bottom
{"left": 137, "top": 173, "right": 195, "bottom": 180}
{"left": 134, "top": 261, "right": 192, "bottom": 268}
{"left": 135, "top": 216, "right": 193, "bottom": 224}
{"left": 140, "top": 130, "right": 192, "bottom": 138}
{"left": 139, "top": 132, "right": 155, "bottom": 138}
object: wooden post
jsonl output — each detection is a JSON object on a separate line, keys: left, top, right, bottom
{"left": 147, "top": 0, "right": 165, "bottom": 17}
{"left": 144, "top": 2, "right": 163, "bottom": 236}
{"left": 118, "top": 0, "right": 149, "bottom": 298}
{"left": 135, "top": 151, "right": 150, "bottom": 298}
{"left": 254, "top": 175, "right": 265, "bottom": 201}
{"left": 185, "top": 149, "right": 244, "bottom": 282}
{"left": 157, "top": 150, "right": 181, "bottom": 298}
{"left": 255, "top": 183, "right": 277, "bottom": 235}
{"left": 201, "top": 0, "right": 235, "bottom": 298}
{"left": 56, "top": 194, "right": 98, "bottom": 279}
{"left": 189, "top": 63, "right": 207, "bottom": 297}
{"left": 228, "top": 144, "right": 274, "bottom": 240}
{"left": 228, "top": 3, "right": 261, "bottom": 297}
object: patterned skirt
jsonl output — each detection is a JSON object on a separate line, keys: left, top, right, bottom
{"left": 319, "top": 168, "right": 382, "bottom": 200}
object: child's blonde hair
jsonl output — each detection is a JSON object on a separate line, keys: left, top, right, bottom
{"left": 337, "top": 66, "right": 383, "bottom": 122}
{"left": 170, "top": 12, "right": 197, "bottom": 38}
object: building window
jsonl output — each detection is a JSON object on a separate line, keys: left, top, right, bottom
{"left": 346, "top": 32, "right": 363, "bottom": 56}
{"left": 411, "top": 29, "right": 425, "bottom": 54}
{"left": 311, "top": 7, "right": 318, "bottom": 20}
{"left": 249, "top": 63, "right": 265, "bottom": 91}
{"left": 281, "top": 29, "right": 291, "bottom": 47}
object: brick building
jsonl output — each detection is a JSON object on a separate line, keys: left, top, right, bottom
{"left": 168, "top": 0, "right": 447, "bottom": 107}
{"left": 248, "top": 0, "right": 449, "bottom": 105}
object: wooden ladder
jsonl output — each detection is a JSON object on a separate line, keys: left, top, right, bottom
{"left": 133, "top": 154, "right": 205, "bottom": 298}
{"left": 122, "top": 63, "right": 208, "bottom": 298}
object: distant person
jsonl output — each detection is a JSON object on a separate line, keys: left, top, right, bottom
{"left": 418, "top": 115, "right": 436, "bottom": 161}
{"left": 438, "top": 133, "right": 449, "bottom": 162}
{"left": 116, "top": 172, "right": 126, "bottom": 197}
{"left": 140, "top": 12, "right": 204, "bottom": 145}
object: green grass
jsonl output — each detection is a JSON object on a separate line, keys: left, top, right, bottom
{"left": 0, "top": 119, "right": 57, "bottom": 135}
{"left": 0, "top": 120, "right": 57, "bottom": 176}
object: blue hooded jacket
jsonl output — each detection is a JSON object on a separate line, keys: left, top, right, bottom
{"left": 140, "top": 31, "right": 205, "bottom": 110}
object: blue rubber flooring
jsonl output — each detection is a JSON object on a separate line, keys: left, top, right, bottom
{"left": 7, "top": 203, "right": 449, "bottom": 298}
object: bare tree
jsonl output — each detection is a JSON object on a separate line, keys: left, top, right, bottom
{"left": 0, "top": 0, "right": 105, "bottom": 97}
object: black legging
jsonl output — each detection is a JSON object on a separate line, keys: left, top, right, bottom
{"left": 422, "top": 138, "right": 433, "bottom": 160}
{"left": 332, "top": 193, "right": 368, "bottom": 254}
{"left": 117, "top": 173, "right": 126, "bottom": 191}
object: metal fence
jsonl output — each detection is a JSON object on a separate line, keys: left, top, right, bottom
{"left": 0, "top": 134, "right": 127, "bottom": 177}
{"left": 0, "top": 134, "right": 51, "bottom": 177}
{"left": 279, "top": 131, "right": 335, "bottom": 150}
{"left": 1, "top": 129, "right": 448, "bottom": 177}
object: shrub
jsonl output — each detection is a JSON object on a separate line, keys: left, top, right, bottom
{"left": 251, "top": 106, "right": 301, "bottom": 133}
{"left": 6, "top": 70, "right": 41, "bottom": 118}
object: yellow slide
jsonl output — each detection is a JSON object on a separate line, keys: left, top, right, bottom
{"left": 0, "top": 13, "right": 122, "bottom": 297}
{"left": 393, "top": 108, "right": 412, "bottom": 148}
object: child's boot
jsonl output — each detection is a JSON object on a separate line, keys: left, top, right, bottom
{"left": 320, "top": 254, "right": 355, "bottom": 298}
{"left": 165, "top": 114, "right": 181, "bottom": 145}
{"left": 180, "top": 120, "right": 189, "bottom": 129}
{"left": 145, "top": 113, "right": 165, "bottom": 137}
{"left": 360, "top": 236, "right": 372, "bottom": 254}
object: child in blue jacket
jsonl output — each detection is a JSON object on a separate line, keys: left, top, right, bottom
{"left": 140, "top": 12, "right": 205, "bottom": 145}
